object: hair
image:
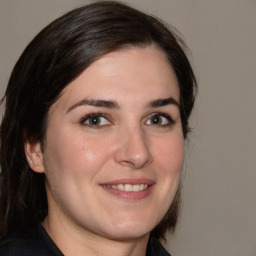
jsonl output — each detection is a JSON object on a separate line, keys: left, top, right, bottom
{"left": 0, "top": 0, "right": 197, "bottom": 240}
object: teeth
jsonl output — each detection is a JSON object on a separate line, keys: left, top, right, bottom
{"left": 117, "top": 184, "right": 124, "bottom": 190}
{"left": 104, "top": 184, "right": 148, "bottom": 191}
{"left": 125, "top": 184, "right": 133, "bottom": 191}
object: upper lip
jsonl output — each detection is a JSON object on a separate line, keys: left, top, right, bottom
{"left": 100, "top": 178, "right": 155, "bottom": 186}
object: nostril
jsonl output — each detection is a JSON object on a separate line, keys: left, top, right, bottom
{"left": 117, "top": 148, "right": 152, "bottom": 169}
{"left": 119, "top": 159, "right": 148, "bottom": 169}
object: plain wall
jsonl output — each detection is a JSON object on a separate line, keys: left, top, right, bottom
{"left": 0, "top": 1, "right": 255, "bottom": 255}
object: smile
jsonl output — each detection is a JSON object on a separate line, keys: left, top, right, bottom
{"left": 100, "top": 179, "right": 155, "bottom": 200}
{"left": 102, "top": 184, "right": 148, "bottom": 192}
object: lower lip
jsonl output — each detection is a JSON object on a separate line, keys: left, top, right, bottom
{"left": 100, "top": 185, "right": 154, "bottom": 200}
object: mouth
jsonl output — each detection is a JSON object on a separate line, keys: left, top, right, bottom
{"left": 102, "top": 184, "right": 148, "bottom": 192}
{"left": 100, "top": 179, "right": 155, "bottom": 200}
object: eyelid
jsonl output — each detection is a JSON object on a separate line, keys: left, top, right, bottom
{"left": 80, "top": 113, "right": 112, "bottom": 128}
{"left": 79, "top": 112, "right": 175, "bottom": 129}
{"left": 145, "top": 112, "right": 175, "bottom": 126}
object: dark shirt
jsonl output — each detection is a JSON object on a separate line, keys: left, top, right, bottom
{"left": 0, "top": 224, "right": 171, "bottom": 256}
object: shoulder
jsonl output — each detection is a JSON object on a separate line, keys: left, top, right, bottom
{"left": 147, "top": 236, "right": 172, "bottom": 256}
{"left": 0, "top": 238, "right": 35, "bottom": 256}
{"left": 0, "top": 225, "right": 57, "bottom": 256}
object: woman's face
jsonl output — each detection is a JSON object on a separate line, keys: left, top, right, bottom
{"left": 27, "top": 46, "right": 184, "bottom": 241}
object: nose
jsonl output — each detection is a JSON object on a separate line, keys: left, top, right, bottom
{"left": 114, "top": 126, "right": 152, "bottom": 169}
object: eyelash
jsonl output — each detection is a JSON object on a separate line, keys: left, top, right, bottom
{"left": 80, "top": 113, "right": 110, "bottom": 128}
{"left": 147, "top": 112, "right": 175, "bottom": 127}
{"left": 80, "top": 112, "right": 175, "bottom": 128}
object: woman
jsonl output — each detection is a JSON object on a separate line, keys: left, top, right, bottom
{"left": 0, "top": 1, "right": 197, "bottom": 255}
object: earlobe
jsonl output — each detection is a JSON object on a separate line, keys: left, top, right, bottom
{"left": 24, "top": 140, "right": 45, "bottom": 173}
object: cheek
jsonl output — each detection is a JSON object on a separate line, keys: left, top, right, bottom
{"left": 147, "top": 134, "right": 184, "bottom": 223}
{"left": 153, "top": 133, "right": 184, "bottom": 204}
{"left": 74, "top": 136, "right": 114, "bottom": 169}
{"left": 42, "top": 133, "right": 114, "bottom": 209}
{"left": 44, "top": 131, "right": 113, "bottom": 178}
{"left": 154, "top": 134, "right": 184, "bottom": 173}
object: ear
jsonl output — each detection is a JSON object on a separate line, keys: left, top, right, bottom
{"left": 24, "top": 140, "right": 45, "bottom": 173}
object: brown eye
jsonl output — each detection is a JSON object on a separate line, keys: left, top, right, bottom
{"left": 82, "top": 114, "right": 110, "bottom": 127}
{"left": 146, "top": 113, "right": 174, "bottom": 126}
{"left": 88, "top": 116, "right": 101, "bottom": 125}
{"left": 150, "top": 115, "right": 163, "bottom": 124}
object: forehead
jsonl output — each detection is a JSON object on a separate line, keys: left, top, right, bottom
{"left": 51, "top": 45, "right": 180, "bottom": 112}
{"left": 85, "top": 45, "right": 177, "bottom": 85}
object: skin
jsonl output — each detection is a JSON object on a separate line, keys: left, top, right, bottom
{"left": 25, "top": 45, "right": 184, "bottom": 256}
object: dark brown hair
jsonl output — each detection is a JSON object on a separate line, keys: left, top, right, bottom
{"left": 0, "top": 1, "right": 197, "bottom": 239}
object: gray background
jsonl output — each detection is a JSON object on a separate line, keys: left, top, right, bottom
{"left": 0, "top": 1, "right": 255, "bottom": 255}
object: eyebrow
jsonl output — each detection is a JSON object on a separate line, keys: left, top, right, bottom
{"left": 67, "top": 97, "right": 179, "bottom": 113}
{"left": 148, "top": 97, "right": 180, "bottom": 109}
{"left": 67, "top": 99, "right": 119, "bottom": 113}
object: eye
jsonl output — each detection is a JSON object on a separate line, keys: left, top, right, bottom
{"left": 145, "top": 113, "right": 174, "bottom": 126}
{"left": 81, "top": 113, "right": 110, "bottom": 127}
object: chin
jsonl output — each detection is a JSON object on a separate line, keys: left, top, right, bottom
{"left": 104, "top": 229, "right": 151, "bottom": 241}
{"left": 101, "top": 218, "right": 155, "bottom": 241}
